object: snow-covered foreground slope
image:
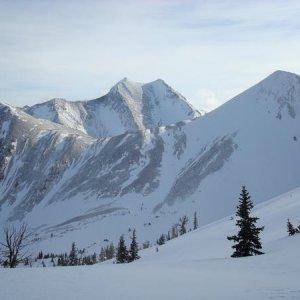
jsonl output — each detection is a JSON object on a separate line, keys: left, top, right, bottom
{"left": 24, "top": 78, "right": 199, "bottom": 137}
{"left": 1, "top": 188, "right": 300, "bottom": 300}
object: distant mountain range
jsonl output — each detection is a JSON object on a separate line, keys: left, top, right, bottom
{"left": 24, "top": 78, "right": 200, "bottom": 137}
{"left": 0, "top": 70, "right": 299, "bottom": 252}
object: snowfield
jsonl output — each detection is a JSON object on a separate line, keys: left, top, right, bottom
{"left": 1, "top": 188, "right": 300, "bottom": 300}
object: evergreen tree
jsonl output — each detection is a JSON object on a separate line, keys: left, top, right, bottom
{"left": 83, "top": 255, "right": 92, "bottom": 265}
{"left": 142, "top": 241, "right": 150, "bottom": 249}
{"left": 157, "top": 234, "right": 166, "bottom": 245}
{"left": 69, "top": 242, "right": 78, "bottom": 266}
{"left": 179, "top": 215, "right": 189, "bottom": 235}
{"left": 287, "top": 219, "right": 297, "bottom": 236}
{"left": 193, "top": 212, "right": 199, "bottom": 230}
{"left": 129, "top": 229, "right": 140, "bottom": 262}
{"left": 24, "top": 258, "right": 29, "bottom": 266}
{"left": 91, "top": 252, "right": 97, "bottom": 264}
{"left": 58, "top": 254, "right": 67, "bottom": 266}
{"left": 116, "top": 235, "right": 128, "bottom": 264}
{"left": 106, "top": 243, "right": 115, "bottom": 259}
{"left": 227, "top": 186, "right": 264, "bottom": 257}
{"left": 51, "top": 256, "right": 55, "bottom": 267}
{"left": 37, "top": 251, "right": 43, "bottom": 260}
{"left": 166, "top": 231, "right": 171, "bottom": 241}
{"left": 99, "top": 247, "right": 106, "bottom": 262}
{"left": 78, "top": 249, "right": 85, "bottom": 264}
{"left": 171, "top": 225, "right": 178, "bottom": 239}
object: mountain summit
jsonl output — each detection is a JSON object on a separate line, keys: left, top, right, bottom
{"left": 24, "top": 78, "right": 200, "bottom": 137}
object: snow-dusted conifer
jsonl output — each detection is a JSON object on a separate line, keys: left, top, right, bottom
{"left": 91, "top": 252, "right": 97, "bottom": 264}
{"left": 69, "top": 242, "right": 78, "bottom": 266}
{"left": 171, "top": 225, "right": 178, "bottom": 239}
{"left": 193, "top": 212, "right": 199, "bottom": 230}
{"left": 179, "top": 215, "right": 189, "bottom": 235}
{"left": 157, "top": 234, "right": 166, "bottom": 245}
{"left": 116, "top": 235, "right": 128, "bottom": 263}
{"left": 99, "top": 247, "right": 106, "bottom": 262}
{"left": 287, "top": 219, "right": 297, "bottom": 236}
{"left": 227, "top": 186, "right": 264, "bottom": 257}
{"left": 107, "top": 243, "right": 115, "bottom": 259}
{"left": 129, "top": 229, "right": 140, "bottom": 262}
{"left": 166, "top": 231, "right": 171, "bottom": 241}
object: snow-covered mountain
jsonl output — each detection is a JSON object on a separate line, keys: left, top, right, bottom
{"left": 1, "top": 188, "right": 300, "bottom": 299}
{"left": 0, "top": 70, "right": 299, "bottom": 252}
{"left": 24, "top": 78, "right": 200, "bottom": 137}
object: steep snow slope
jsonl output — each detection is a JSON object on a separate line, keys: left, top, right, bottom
{"left": 24, "top": 78, "right": 199, "bottom": 137}
{"left": 0, "top": 102, "right": 95, "bottom": 222}
{"left": 0, "top": 70, "right": 300, "bottom": 253}
{"left": 1, "top": 188, "right": 300, "bottom": 300}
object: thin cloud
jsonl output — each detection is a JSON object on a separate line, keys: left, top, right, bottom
{"left": 0, "top": 0, "right": 299, "bottom": 108}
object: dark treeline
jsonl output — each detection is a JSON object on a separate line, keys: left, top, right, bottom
{"left": 35, "top": 244, "right": 98, "bottom": 267}
{"left": 35, "top": 229, "right": 142, "bottom": 267}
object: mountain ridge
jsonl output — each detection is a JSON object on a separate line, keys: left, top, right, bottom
{"left": 24, "top": 78, "right": 200, "bottom": 137}
{"left": 0, "top": 70, "right": 299, "bottom": 252}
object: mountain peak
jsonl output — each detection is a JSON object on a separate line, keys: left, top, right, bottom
{"left": 112, "top": 77, "right": 138, "bottom": 86}
{"left": 257, "top": 70, "right": 300, "bottom": 90}
{"left": 0, "top": 101, "right": 20, "bottom": 117}
{"left": 120, "top": 77, "right": 130, "bottom": 82}
{"left": 115, "top": 77, "right": 131, "bottom": 86}
{"left": 215, "top": 70, "right": 300, "bottom": 122}
{"left": 269, "top": 70, "right": 298, "bottom": 78}
{"left": 50, "top": 98, "right": 67, "bottom": 103}
{"left": 0, "top": 101, "right": 15, "bottom": 110}
{"left": 149, "top": 78, "right": 167, "bottom": 85}
{"left": 144, "top": 78, "right": 169, "bottom": 90}
{"left": 261, "top": 70, "right": 299, "bottom": 85}
{"left": 24, "top": 77, "right": 199, "bottom": 137}
{"left": 111, "top": 78, "right": 171, "bottom": 93}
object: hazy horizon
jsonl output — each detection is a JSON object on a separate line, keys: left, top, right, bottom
{"left": 1, "top": 0, "right": 300, "bottom": 111}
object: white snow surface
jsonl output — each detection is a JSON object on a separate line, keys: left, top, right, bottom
{"left": 1, "top": 187, "right": 300, "bottom": 299}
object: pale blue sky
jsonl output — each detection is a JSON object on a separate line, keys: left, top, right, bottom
{"left": 1, "top": 0, "right": 300, "bottom": 111}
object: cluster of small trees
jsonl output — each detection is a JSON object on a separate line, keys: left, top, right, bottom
{"left": 37, "top": 251, "right": 56, "bottom": 260}
{"left": 99, "top": 243, "right": 115, "bottom": 262}
{"left": 116, "top": 229, "right": 140, "bottom": 264}
{"left": 156, "top": 212, "right": 199, "bottom": 246}
{"left": 56, "top": 242, "right": 98, "bottom": 266}
{"left": 287, "top": 219, "right": 300, "bottom": 236}
{"left": 35, "top": 243, "right": 104, "bottom": 267}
